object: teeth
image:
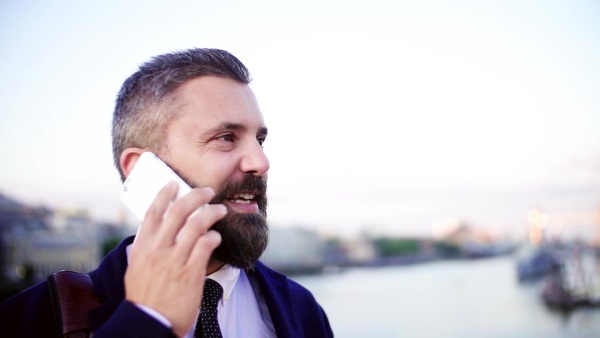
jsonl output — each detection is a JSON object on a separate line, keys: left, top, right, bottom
{"left": 229, "top": 193, "right": 255, "bottom": 203}
{"left": 231, "top": 199, "right": 251, "bottom": 204}
{"left": 231, "top": 193, "right": 255, "bottom": 200}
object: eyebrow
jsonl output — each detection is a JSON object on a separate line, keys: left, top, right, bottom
{"left": 206, "top": 122, "right": 268, "bottom": 136}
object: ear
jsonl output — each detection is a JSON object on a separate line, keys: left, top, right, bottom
{"left": 120, "top": 148, "right": 145, "bottom": 178}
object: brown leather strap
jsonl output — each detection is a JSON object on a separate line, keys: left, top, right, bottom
{"left": 48, "top": 271, "right": 102, "bottom": 338}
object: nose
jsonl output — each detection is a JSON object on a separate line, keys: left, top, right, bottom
{"left": 240, "top": 140, "right": 270, "bottom": 176}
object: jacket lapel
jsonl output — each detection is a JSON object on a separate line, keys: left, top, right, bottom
{"left": 250, "top": 261, "right": 300, "bottom": 337}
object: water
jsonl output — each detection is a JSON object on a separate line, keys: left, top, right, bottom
{"left": 294, "top": 257, "right": 600, "bottom": 337}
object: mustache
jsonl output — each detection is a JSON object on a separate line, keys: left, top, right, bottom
{"left": 210, "top": 175, "right": 267, "bottom": 211}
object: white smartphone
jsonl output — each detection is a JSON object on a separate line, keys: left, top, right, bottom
{"left": 120, "top": 151, "right": 192, "bottom": 221}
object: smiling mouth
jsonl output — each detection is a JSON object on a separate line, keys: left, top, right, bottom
{"left": 228, "top": 192, "right": 257, "bottom": 204}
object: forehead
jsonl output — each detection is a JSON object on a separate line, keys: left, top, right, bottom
{"left": 168, "top": 76, "right": 265, "bottom": 129}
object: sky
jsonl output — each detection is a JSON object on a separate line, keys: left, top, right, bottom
{"left": 1, "top": 0, "right": 599, "bottom": 239}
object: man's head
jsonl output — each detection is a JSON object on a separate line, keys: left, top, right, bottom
{"left": 112, "top": 48, "right": 252, "bottom": 180}
{"left": 112, "top": 48, "right": 270, "bottom": 270}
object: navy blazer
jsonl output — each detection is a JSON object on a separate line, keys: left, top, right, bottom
{"left": 1, "top": 236, "right": 334, "bottom": 338}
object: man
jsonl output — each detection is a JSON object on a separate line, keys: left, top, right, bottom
{"left": 0, "top": 48, "right": 333, "bottom": 337}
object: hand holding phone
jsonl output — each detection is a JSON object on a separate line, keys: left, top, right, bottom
{"left": 120, "top": 152, "right": 192, "bottom": 221}
{"left": 122, "top": 164, "right": 225, "bottom": 337}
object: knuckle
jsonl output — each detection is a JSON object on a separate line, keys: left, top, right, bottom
{"left": 144, "top": 203, "right": 163, "bottom": 220}
{"left": 168, "top": 201, "right": 186, "bottom": 217}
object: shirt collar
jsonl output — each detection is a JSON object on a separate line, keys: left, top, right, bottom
{"left": 207, "top": 264, "right": 240, "bottom": 304}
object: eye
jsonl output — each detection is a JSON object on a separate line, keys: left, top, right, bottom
{"left": 257, "top": 135, "right": 267, "bottom": 146}
{"left": 216, "top": 133, "right": 235, "bottom": 142}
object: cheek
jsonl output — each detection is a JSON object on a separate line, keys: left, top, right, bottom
{"left": 189, "top": 155, "right": 240, "bottom": 189}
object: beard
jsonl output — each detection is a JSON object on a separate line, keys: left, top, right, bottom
{"left": 208, "top": 175, "right": 269, "bottom": 270}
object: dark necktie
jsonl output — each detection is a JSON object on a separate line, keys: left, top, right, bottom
{"left": 194, "top": 279, "right": 224, "bottom": 338}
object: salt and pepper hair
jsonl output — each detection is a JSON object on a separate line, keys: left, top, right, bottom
{"left": 111, "top": 48, "right": 252, "bottom": 181}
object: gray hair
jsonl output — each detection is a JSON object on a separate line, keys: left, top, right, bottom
{"left": 111, "top": 48, "right": 252, "bottom": 181}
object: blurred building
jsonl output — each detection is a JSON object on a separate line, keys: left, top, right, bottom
{"left": 0, "top": 194, "right": 100, "bottom": 284}
{"left": 261, "top": 226, "right": 328, "bottom": 274}
{"left": 432, "top": 219, "right": 515, "bottom": 258}
{"left": 333, "top": 236, "right": 377, "bottom": 265}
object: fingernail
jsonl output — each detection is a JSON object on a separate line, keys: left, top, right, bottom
{"left": 206, "top": 230, "right": 222, "bottom": 243}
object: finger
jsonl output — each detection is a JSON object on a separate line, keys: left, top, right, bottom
{"left": 157, "top": 187, "right": 216, "bottom": 245}
{"left": 136, "top": 181, "right": 179, "bottom": 244}
{"left": 187, "top": 229, "right": 222, "bottom": 270}
{"left": 174, "top": 204, "right": 227, "bottom": 261}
